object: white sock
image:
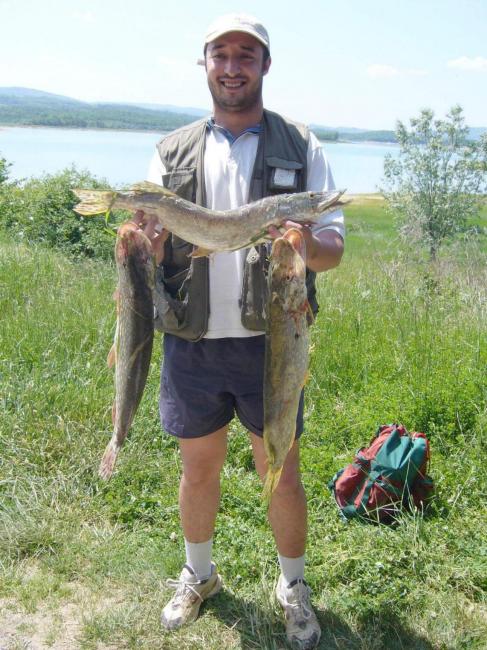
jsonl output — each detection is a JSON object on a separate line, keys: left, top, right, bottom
{"left": 278, "top": 553, "right": 306, "bottom": 586}
{"left": 184, "top": 538, "right": 213, "bottom": 581}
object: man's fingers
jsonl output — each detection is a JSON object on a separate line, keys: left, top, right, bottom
{"left": 267, "top": 225, "right": 283, "bottom": 239}
{"left": 131, "top": 209, "right": 146, "bottom": 227}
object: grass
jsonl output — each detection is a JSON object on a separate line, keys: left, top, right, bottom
{"left": 0, "top": 198, "right": 486, "bottom": 649}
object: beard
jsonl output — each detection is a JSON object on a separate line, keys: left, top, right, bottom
{"left": 207, "top": 75, "right": 264, "bottom": 113}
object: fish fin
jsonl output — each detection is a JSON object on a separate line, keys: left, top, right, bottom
{"left": 73, "top": 190, "right": 117, "bottom": 216}
{"left": 107, "top": 344, "right": 116, "bottom": 368}
{"left": 306, "top": 299, "right": 314, "bottom": 325}
{"left": 190, "top": 246, "right": 213, "bottom": 258}
{"left": 262, "top": 467, "right": 283, "bottom": 504}
{"left": 129, "top": 181, "right": 177, "bottom": 197}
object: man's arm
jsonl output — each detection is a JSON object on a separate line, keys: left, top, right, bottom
{"left": 304, "top": 130, "right": 345, "bottom": 272}
{"left": 299, "top": 226, "right": 344, "bottom": 272}
{"left": 268, "top": 222, "right": 344, "bottom": 272}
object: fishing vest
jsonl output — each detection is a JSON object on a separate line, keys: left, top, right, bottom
{"left": 153, "top": 109, "right": 318, "bottom": 341}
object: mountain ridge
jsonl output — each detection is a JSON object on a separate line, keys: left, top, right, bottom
{"left": 1, "top": 87, "right": 485, "bottom": 141}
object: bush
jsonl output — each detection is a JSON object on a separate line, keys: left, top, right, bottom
{"left": 382, "top": 105, "right": 487, "bottom": 260}
{"left": 0, "top": 153, "right": 10, "bottom": 185}
{"left": 0, "top": 166, "right": 128, "bottom": 260}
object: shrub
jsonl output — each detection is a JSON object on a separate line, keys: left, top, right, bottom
{"left": 0, "top": 166, "right": 128, "bottom": 260}
{"left": 382, "top": 105, "right": 487, "bottom": 260}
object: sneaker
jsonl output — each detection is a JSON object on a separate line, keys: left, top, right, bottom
{"left": 276, "top": 575, "right": 321, "bottom": 650}
{"left": 161, "top": 562, "right": 222, "bottom": 630}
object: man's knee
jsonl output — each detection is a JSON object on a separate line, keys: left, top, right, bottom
{"left": 179, "top": 426, "right": 228, "bottom": 485}
{"left": 273, "top": 466, "right": 303, "bottom": 497}
{"left": 181, "top": 459, "right": 223, "bottom": 486}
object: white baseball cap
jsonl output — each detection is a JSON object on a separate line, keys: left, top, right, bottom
{"left": 204, "top": 13, "right": 270, "bottom": 51}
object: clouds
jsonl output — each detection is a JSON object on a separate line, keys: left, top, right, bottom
{"left": 367, "top": 55, "right": 487, "bottom": 80}
{"left": 447, "top": 56, "right": 487, "bottom": 71}
{"left": 366, "top": 64, "right": 398, "bottom": 79}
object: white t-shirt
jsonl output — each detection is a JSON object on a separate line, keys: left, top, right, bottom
{"left": 147, "top": 127, "right": 345, "bottom": 339}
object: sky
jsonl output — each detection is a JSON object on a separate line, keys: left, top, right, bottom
{"left": 1, "top": 0, "right": 486, "bottom": 130}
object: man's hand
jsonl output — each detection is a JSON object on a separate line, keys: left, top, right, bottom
{"left": 131, "top": 210, "right": 169, "bottom": 265}
{"left": 268, "top": 221, "right": 343, "bottom": 272}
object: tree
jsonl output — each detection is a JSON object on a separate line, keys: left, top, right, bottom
{"left": 0, "top": 153, "right": 10, "bottom": 185}
{"left": 382, "top": 105, "right": 487, "bottom": 260}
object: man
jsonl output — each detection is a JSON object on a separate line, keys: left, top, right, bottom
{"left": 136, "top": 13, "right": 344, "bottom": 650}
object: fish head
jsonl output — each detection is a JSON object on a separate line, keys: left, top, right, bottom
{"left": 315, "top": 189, "right": 349, "bottom": 213}
{"left": 116, "top": 224, "right": 154, "bottom": 267}
{"left": 270, "top": 228, "right": 306, "bottom": 283}
{"left": 298, "top": 189, "right": 347, "bottom": 215}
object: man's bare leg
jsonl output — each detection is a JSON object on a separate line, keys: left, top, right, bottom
{"left": 250, "top": 434, "right": 307, "bottom": 556}
{"left": 179, "top": 425, "right": 228, "bottom": 542}
{"left": 250, "top": 434, "right": 320, "bottom": 649}
{"left": 161, "top": 426, "right": 227, "bottom": 630}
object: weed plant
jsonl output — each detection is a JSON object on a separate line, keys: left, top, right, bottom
{"left": 0, "top": 198, "right": 486, "bottom": 649}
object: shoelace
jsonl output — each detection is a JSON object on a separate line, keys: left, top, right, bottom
{"left": 166, "top": 577, "right": 204, "bottom": 605}
{"left": 285, "top": 580, "right": 312, "bottom": 622}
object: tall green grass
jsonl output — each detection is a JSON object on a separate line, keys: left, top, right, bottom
{"left": 0, "top": 201, "right": 486, "bottom": 649}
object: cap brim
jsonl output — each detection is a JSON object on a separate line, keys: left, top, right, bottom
{"left": 204, "top": 27, "right": 269, "bottom": 49}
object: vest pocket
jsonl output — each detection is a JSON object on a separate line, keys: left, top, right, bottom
{"left": 240, "top": 245, "right": 269, "bottom": 331}
{"left": 153, "top": 257, "right": 209, "bottom": 341}
{"left": 266, "top": 157, "right": 303, "bottom": 192}
{"left": 161, "top": 168, "right": 196, "bottom": 201}
{"left": 153, "top": 266, "right": 191, "bottom": 332}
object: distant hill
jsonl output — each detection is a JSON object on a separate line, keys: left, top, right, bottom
{"left": 1, "top": 87, "right": 485, "bottom": 142}
{"left": 0, "top": 87, "right": 86, "bottom": 103}
{"left": 0, "top": 87, "right": 199, "bottom": 132}
{"left": 310, "top": 122, "right": 486, "bottom": 143}
{"left": 311, "top": 124, "right": 397, "bottom": 143}
{"left": 126, "top": 103, "right": 209, "bottom": 117}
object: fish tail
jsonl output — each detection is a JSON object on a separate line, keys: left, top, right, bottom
{"left": 262, "top": 466, "right": 283, "bottom": 503}
{"left": 73, "top": 189, "right": 117, "bottom": 216}
{"left": 98, "top": 437, "right": 120, "bottom": 480}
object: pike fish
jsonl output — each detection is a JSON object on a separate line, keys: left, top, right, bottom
{"left": 98, "top": 224, "right": 155, "bottom": 480}
{"left": 74, "top": 182, "right": 346, "bottom": 256}
{"left": 262, "top": 228, "right": 310, "bottom": 500}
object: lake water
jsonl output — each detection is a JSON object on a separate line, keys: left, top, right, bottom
{"left": 0, "top": 126, "right": 399, "bottom": 193}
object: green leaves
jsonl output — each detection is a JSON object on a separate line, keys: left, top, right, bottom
{"left": 0, "top": 165, "right": 127, "bottom": 259}
{"left": 382, "top": 106, "right": 487, "bottom": 260}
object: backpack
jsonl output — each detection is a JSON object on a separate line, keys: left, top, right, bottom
{"left": 328, "top": 424, "right": 434, "bottom": 523}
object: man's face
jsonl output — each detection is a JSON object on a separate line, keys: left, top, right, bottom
{"left": 205, "top": 32, "right": 271, "bottom": 114}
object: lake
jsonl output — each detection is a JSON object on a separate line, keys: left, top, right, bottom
{"left": 0, "top": 126, "right": 399, "bottom": 193}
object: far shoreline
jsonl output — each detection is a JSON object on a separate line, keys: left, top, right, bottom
{"left": 0, "top": 122, "right": 399, "bottom": 146}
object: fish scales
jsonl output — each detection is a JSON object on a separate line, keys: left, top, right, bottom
{"left": 262, "top": 229, "right": 309, "bottom": 500}
{"left": 74, "top": 182, "right": 346, "bottom": 255}
{"left": 99, "top": 225, "right": 155, "bottom": 480}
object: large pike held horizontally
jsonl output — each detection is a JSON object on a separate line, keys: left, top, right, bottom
{"left": 263, "top": 228, "right": 310, "bottom": 500}
{"left": 98, "top": 224, "right": 155, "bottom": 480}
{"left": 74, "top": 182, "right": 346, "bottom": 256}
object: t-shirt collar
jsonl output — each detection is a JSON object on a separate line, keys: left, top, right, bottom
{"left": 207, "top": 117, "right": 261, "bottom": 145}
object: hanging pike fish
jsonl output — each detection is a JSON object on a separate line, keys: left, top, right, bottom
{"left": 262, "top": 228, "right": 310, "bottom": 500}
{"left": 99, "top": 224, "right": 155, "bottom": 480}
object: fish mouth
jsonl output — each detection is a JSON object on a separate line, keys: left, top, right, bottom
{"left": 271, "top": 236, "right": 300, "bottom": 269}
{"left": 315, "top": 189, "right": 347, "bottom": 212}
{"left": 116, "top": 227, "right": 153, "bottom": 264}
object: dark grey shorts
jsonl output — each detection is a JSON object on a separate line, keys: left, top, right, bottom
{"left": 160, "top": 334, "right": 304, "bottom": 439}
